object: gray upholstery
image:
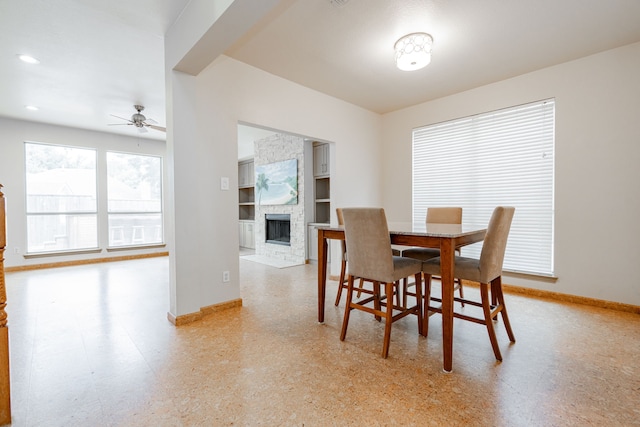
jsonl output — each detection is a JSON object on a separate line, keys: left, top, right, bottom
{"left": 422, "top": 206, "right": 515, "bottom": 284}
{"left": 401, "top": 207, "right": 463, "bottom": 261}
{"left": 340, "top": 208, "right": 425, "bottom": 358}
{"left": 426, "top": 207, "right": 463, "bottom": 224}
{"left": 342, "top": 208, "right": 423, "bottom": 283}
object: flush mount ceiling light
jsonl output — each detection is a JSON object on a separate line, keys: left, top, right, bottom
{"left": 25, "top": 105, "right": 39, "bottom": 111}
{"left": 394, "top": 32, "right": 433, "bottom": 71}
{"left": 17, "top": 54, "right": 40, "bottom": 64}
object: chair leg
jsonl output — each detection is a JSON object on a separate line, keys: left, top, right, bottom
{"left": 381, "top": 281, "right": 394, "bottom": 358}
{"left": 492, "top": 277, "right": 516, "bottom": 342}
{"left": 334, "top": 257, "right": 347, "bottom": 306}
{"left": 356, "top": 278, "right": 365, "bottom": 297}
{"left": 395, "top": 280, "right": 402, "bottom": 307}
{"left": 480, "top": 282, "right": 502, "bottom": 361}
{"left": 422, "top": 274, "right": 432, "bottom": 337}
{"left": 414, "top": 273, "right": 423, "bottom": 336}
{"left": 402, "top": 277, "right": 408, "bottom": 308}
{"left": 490, "top": 279, "right": 498, "bottom": 307}
{"left": 457, "top": 278, "right": 465, "bottom": 307}
{"left": 340, "top": 275, "right": 355, "bottom": 341}
{"left": 373, "top": 281, "right": 382, "bottom": 322}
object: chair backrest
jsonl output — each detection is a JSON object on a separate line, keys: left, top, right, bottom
{"left": 426, "top": 207, "right": 463, "bottom": 224}
{"left": 342, "top": 208, "right": 394, "bottom": 281}
{"left": 479, "top": 206, "right": 515, "bottom": 283}
{"left": 336, "top": 207, "right": 347, "bottom": 253}
{"left": 336, "top": 207, "right": 345, "bottom": 226}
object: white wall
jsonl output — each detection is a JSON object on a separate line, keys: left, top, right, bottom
{"left": 380, "top": 41, "right": 640, "bottom": 305}
{"left": 0, "top": 117, "right": 168, "bottom": 268}
{"left": 167, "top": 56, "right": 382, "bottom": 317}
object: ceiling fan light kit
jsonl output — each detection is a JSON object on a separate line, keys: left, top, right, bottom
{"left": 108, "top": 104, "right": 166, "bottom": 133}
{"left": 394, "top": 32, "right": 433, "bottom": 71}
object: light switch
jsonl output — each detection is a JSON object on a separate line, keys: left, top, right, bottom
{"left": 220, "top": 176, "right": 229, "bottom": 190}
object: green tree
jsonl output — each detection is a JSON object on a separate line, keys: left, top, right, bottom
{"left": 256, "top": 172, "right": 269, "bottom": 205}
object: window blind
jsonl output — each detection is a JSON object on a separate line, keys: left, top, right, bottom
{"left": 412, "top": 99, "right": 555, "bottom": 276}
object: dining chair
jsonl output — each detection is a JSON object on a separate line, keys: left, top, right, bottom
{"left": 340, "top": 208, "right": 424, "bottom": 358}
{"left": 421, "top": 206, "right": 516, "bottom": 361}
{"left": 334, "top": 208, "right": 364, "bottom": 306}
{"left": 335, "top": 208, "right": 401, "bottom": 306}
{"left": 401, "top": 207, "right": 464, "bottom": 306}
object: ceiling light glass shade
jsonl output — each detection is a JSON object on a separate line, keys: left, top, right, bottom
{"left": 394, "top": 32, "right": 433, "bottom": 71}
{"left": 18, "top": 54, "right": 40, "bottom": 64}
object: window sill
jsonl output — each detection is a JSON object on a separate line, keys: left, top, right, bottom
{"left": 503, "top": 269, "right": 558, "bottom": 282}
{"left": 106, "top": 244, "right": 166, "bottom": 252}
{"left": 24, "top": 248, "right": 102, "bottom": 259}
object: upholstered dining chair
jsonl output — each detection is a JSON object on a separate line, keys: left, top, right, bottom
{"left": 421, "top": 206, "right": 516, "bottom": 361}
{"left": 402, "top": 207, "right": 464, "bottom": 305}
{"left": 340, "top": 208, "right": 424, "bottom": 358}
{"left": 334, "top": 208, "right": 364, "bottom": 306}
{"left": 335, "top": 208, "right": 401, "bottom": 306}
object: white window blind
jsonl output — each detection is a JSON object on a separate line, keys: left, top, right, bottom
{"left": 412, "top": 99, "right": 555, "bottom": 276}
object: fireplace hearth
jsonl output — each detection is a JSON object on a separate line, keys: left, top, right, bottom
{"left": 265, "top": 214, "right": 291, "bottom": 246}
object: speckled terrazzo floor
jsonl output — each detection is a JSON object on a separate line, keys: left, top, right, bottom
{"left": 4, "top": 257, "right": 640, "bottom": 426}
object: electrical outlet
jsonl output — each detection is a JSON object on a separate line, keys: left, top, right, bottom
{"left": 13, "top": 247, "right": 19, "bottom": 254}
{"left": 222, "top": 271, "right": 230, "bottom": 282}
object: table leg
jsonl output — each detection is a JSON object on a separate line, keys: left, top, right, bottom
{"left": 440, "top": 238, "right": 455, "bottom": 372}
{"left": 317, "top": 229, "right": 328, "bottom": 323}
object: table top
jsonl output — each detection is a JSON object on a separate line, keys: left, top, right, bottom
{"left": 317, "top": 222, "right": 487, "bottom": 238}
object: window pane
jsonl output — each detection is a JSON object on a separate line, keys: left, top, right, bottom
{"left": 25, "top": 142, "right": 98, "bottom": 253}
{"left": 25, "top": 143, "right": 97, "bottom": 213}
{"left": 108, "top": 214, "right": 163, "bottom": 247}
{"left": 27, "top": 214, "right": 98, "bottom": 252}
{"left": 107, "top": 152, "right": 162, "bottom": 213}
{"left": 107, "top": 151, "right": 163, "bottom": 248}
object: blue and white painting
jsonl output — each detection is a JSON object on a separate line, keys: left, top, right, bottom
{"left": 255, "top": 159, "right": 298, "bottom": 205}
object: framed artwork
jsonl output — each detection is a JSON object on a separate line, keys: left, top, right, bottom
{"left": 255, "top": 159, "right": 298, "bottom": 205}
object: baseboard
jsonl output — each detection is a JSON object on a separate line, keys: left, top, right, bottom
{"left": 496, "top": 282, "right": 640, "bottom": 315}
{"left": 168, "top": 298, "right": 243, "bottom": 326}
{"left": 327, "top": 275, "right": 639, "bottom": 315}
{"left": 5, "top": 251, "right": 169, "bottom": 272}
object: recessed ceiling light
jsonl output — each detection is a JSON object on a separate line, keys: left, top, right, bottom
{"left": 25, "top": 105, "right": 39, "bottom": 111}
{"left": 18, "top": 54, "right": 40, "bottom": 64}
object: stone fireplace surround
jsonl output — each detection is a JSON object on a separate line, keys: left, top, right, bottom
{"left": 254, "top": 134, "right": 306, "bottom": 265}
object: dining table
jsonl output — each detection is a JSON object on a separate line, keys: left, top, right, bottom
{"left": 316, "top": 222, "right": 487, "bottom": 372}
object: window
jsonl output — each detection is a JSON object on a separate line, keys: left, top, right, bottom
{"left": 106, "top": 152, "right": 163, "bottom": 247}
{"left": 412, "top": 99, "right": 555, "bottom": 276}
{"left": 25, "top": 142, "right": 98, "bottom": 253}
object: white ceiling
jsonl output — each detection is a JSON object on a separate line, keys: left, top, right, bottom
{"left": 0, "top": 0, "right": 190, "bottom": 141}
{"left": 2, "top": 0, "right": 640, "bottom": 144}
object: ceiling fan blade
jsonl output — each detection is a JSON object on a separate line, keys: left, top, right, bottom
{"left": 147, "top": 124, "right": 166, "bottom": 132}
{"left": 145, "top": 117, "right": 158, "bottom": 125}
{"left": 107, "top": 123, "right": 132, "bottom": 126}
{"left": 110, "top": 114, "right": 132, "bottom": 122}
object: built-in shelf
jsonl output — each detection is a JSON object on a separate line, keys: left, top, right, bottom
{"left": 239, "top": 160, "right": 255, "bottom": 248}
{"left": 313, "top": 143, "right": 331, "bottom": 225}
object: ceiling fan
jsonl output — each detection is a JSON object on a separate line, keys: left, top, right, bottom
{"left": 109, "top": 105, "right": 166, "bottom": 133}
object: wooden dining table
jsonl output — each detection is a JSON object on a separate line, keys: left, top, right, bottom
{"left": 316, "top": 223, "right": 487, "bottom": 372}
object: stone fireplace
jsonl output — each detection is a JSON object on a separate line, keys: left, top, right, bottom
{"left": 254, "top": 134, "right": 307, "bottom": 264}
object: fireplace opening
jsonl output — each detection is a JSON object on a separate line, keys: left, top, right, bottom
{"left": 265, "top": 214, "right": 291, "bottom": 246}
